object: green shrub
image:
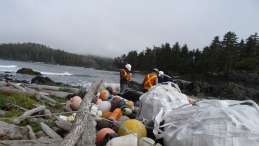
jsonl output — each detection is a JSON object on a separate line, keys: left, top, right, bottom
{"left": 0, "top": 93, "right": 37, "bottom": 109}
{"left": 0, "top": 95, "right": 7, "bottom": 108}
{"left": 7, "top": 94, "right": 36, "bottom": 109}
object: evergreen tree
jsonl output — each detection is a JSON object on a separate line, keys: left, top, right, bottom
{"left": 222, "top": 32, "right": 238, "bottom": 74}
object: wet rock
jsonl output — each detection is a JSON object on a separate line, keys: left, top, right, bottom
{"left": 31, "top": 76, "right": 56, "bottom": 86}
{"left": 16, "top": 68, "right": 41, "bottom": 76}
{"left": 185, "top": 80, "right": 259, "bottom": 102}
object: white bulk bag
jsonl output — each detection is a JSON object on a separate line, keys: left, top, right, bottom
{"left": 154, "top": 100, "right": 259, "bottom": 146}
{"left": 106, "top": 134, "right": 138, "bottom": 146}
{"left": 138, "top": 82, "right": 189, "bottom": 122}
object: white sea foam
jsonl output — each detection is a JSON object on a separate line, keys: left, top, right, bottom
{"left": 40, "top": 71, "right": 72, "bottom": 76}
{"left": 0, "top": 65, "right": 18, "bottom": 72}
{"left": 0, "top": 65, "right": 17, "bottom": 68}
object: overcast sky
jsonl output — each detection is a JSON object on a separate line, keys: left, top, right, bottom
{"left": 0, "top": 0, "right": 259, "bottom": 57}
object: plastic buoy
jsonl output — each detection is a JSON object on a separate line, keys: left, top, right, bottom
{"left": 99, "top": 90, "right": 110, "bottom": 100}
{"left": 102, "top": 111, "right": 112, "bottom": 119}
{"left": 139, "top": 137, "right": 155, "bottom": 146}
{"left": 98, "top": 101, "right": 111, "bottom": 112}
{"left": 111, "top": 96, "right": 125, "bottom": 111}
{"left": 126, "top": 100, "right": 134, "bottom": 109}
{"left": 109, "top": 108, "right": 122, "bottom": 121}
{"left": 105, "top": 134, "right": 138, "bottom": 146}
{"left": 96, "top": 128, "right": 115, "bottom": 146}
{"left": 118, "top": 119, "right": 147, "bottom": 138}
{"left": 96, "top": 98, "right": 102, "bottom": 105}
{"left": 70, "top": 96, "right": 82, "bottom": 110}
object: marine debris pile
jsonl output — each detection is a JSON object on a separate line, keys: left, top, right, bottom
{"left": 1, "top": 79, "right": 259, "bottom": 146}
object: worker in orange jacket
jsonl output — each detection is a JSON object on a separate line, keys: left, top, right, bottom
{"left": 143, "top": 68, "right": 159, "bottom": 92}
{"left": 120, "top": 64, "right": 132, "bottom": 93}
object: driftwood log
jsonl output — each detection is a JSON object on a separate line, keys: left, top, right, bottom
{"left": 35, "top": 94, "right": 57, "bottom": 106}
{"left": 12, "top": 106, "right": 46, "bottom": 124}
{"left": 26, "top": 84, "right": 79, "bottom": 93}
{"left": 61, "top": 81, "right": 103, "bottom": 146}
{"left": 0, "top": 121, "right": 29, "bottom": 140}
{"left": 26, "top": 125, "right": 36, "bottom": 140}
{"left": 40, "top": 122, "right": 62, "bottom": 139}
{"left": 41, "top": 90, "right": 71, "bottom": 98}
{"left": 0, "top": 139, "right": 62, "bottom": 146}
{"left": 55, "top": 119, "right": 72, "bottom": 131}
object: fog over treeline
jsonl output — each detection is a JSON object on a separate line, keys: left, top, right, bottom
{"left": 0, "top": 43, "right": 114, "bottom": 70}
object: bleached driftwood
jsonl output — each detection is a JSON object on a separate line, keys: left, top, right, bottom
{"left": 12, "top": 106, "right": 46, "bottom": 124}
{"left": 41, "top": 90, "right": 71, "bottom": 98}
{"left": 26, "top": 84, "right": 79, "bottom": 93}
{"left": 40, "top": 122, "right": 62, "bottom": 139}
{"left": 26, "top": 125, "right": 36, "bottom": 140}
{"left": 0, "top": 121, "right": 29, "bottom": 140}
{"left": 61, "top": 80, "right": 103, "bottom": 146}
{"left": 10, "top": 103, "right": 28, "bottom": 111}
{"left": 55, "top": 119, "right": 72, "bottom": 131}
{"left": 0, "top": 139, "right": 62, "bottom": 146}
{"left": 35, "top": 94, "right": 57, "bottom": 106}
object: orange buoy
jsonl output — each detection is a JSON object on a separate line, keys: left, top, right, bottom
{"left": 102, "top": 111, "right": 112, "bottom": 119}
{"left": 99, "top": 90, "right": 110, "bottom": 100}
{"left": 109, "top": 108, "right": 122, "bottom": 121}
{"left": 70, "top": 96, "right": 82, "bottom": 110}
{"left": 96, "top": 128, "right": 115, "bottom": 146}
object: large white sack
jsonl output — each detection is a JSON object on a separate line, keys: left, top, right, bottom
{"left": 154, "top": 100, "right": 259, "bottom": 146}
{"left": 138, "top": 82, "right": 189, "bottom": 122}
{"left": 106, "top": 134, "right": 138, "bottom": 146}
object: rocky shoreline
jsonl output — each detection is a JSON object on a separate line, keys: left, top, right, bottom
{"left": 176, "top": 71, "right": 259, "bottom": 102}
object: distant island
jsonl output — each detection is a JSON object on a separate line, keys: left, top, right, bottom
{"left": 0, "top": 43, "right": 115, "bottom": 70}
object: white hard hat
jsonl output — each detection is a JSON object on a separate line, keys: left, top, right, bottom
{"left": 159, "top": 71, "right": 164, "bottom": 76}
{"left": 125, "top": 64, "right": 131, "bottom": 71}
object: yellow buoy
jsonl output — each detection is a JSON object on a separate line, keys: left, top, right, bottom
{"left": 118, "top": 119, "right": 147, "bottom": 138}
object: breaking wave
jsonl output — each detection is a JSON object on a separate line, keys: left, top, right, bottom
{"left": 40, "top": 71, "right": 72, "bottom": 76}
{"left": 0, "top": 65, "right": 18, "bottom": 72}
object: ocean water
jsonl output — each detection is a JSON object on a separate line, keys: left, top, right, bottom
{"left": 0, "top": 59, "right": 143, "bottom": 86}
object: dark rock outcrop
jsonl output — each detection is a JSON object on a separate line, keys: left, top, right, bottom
{"left": 16, "top": 68, "right": 41, "bottom": 76}
{"left": 184, "top": 81, "right": 259, "bottom": 102}
{"left": 31, "top": 76, "right": 56, "bottom": 86}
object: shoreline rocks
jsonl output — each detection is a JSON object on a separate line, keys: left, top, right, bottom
{"left": 16, "top": 68, "right": 41, "bottom": 76}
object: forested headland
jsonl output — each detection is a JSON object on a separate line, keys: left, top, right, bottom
{"left": 0, "top": 43, "right": 114, "bottom": 70}
{"left": 114, "top": 32, "right": 259, "bottom": 76}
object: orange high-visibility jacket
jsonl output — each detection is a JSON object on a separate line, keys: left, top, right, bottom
{"left": 120, "top": 69, "right": 132, "bottom": 81}
{"left": 143, "top": 73, "right": 157, "bottom": 90}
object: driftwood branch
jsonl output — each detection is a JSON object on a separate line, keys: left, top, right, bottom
{"left": 55, "top": 119, "right": 72, "bottom": 131}
{"left": 61, "top": 81, "right": 103, "bottom": 146}
{"left": 26, "top": 125, "right": 36, "bottom": 140}
{"left": 0, "top": 121, "right": 29, "bottom": 140}
{"left": 40, "top": 122, "right": 62, "bottom": 139}
{"left": 26, "top": 84, "right": 79, "bottom": 93}
{"left": 10, "top": 103, "right": 28, "bottom": 111}
{"left": 0, "top": 139, "right": 62, "bottom": 146}
{"left": 35, "top": 94, "right": 57, "bottom": 106}
{"left": 12, "top": 106, "right": 46, "bottom": 124}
